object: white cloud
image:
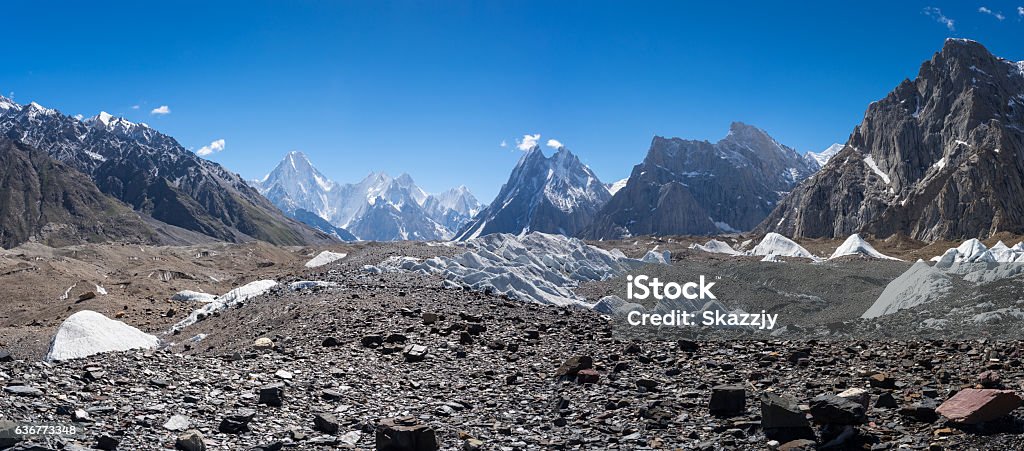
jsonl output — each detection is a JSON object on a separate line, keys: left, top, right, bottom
{"left": 131, "top": 105, "right": 140, "bottom": 110}
{"left": 516, "top": 133, "right": 541, "bottom": 151}
{"left": 150, "top": 105, "right": 170, "bottom": 115}
{"left": 196, "top": 139, "right": 225, "bottom": 156}
{"left": 73, "top": 114, "right": 84, "bottom": 121}
{"left": 1018, "top": 6, "right": 1023, "bottom": 16}
{"left": 924, "top": 7, "right": 955, "bottom": 31}
{"left": 500, "top": 140, "right": 507, "bottom": 148}
{"left": 546, "top": 139, "right": 564, "bottom": 149}
{"left": 978, "top": 6, "right": 1005, "bottom": 20}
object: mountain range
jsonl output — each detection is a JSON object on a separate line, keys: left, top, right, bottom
{"left": 0, "top": 97, "right": 330, "bottom": 247}
{"left": 761, "top": 38, "right": 1024, "bottom": 241}
{"left": 252, "top": 151, "right": 482, "bottom": 241}
{"left": 582, "top": 122, "right": 818, "bottom": 239}
{"left": 3, "top": 38, "right": 1020, "bottom": 247}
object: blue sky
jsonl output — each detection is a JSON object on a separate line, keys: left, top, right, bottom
{"left": 3, "top": 1, "right": 1023, "bottom": 201}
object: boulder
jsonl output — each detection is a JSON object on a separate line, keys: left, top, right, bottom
{"left": 403, "top": 345, "right": 429, "bottom": 363}
{"left": 175, "top": 430, "right": 205, "bottom": 451}
{"left": 709, "top": 385, "right": 746, "bottom": 416}
{"left": 314, "top": 412, "right": 340, "bottom": 434}
{"left": 376, "top": 417, "right": 438, "bottom": 451}
{"left": 259, "top": 383, "right": 286, "bottom": 407}
{"left": 936, "top": 389, "right": 1023, "bottom": 425}
{"left": 809, "top": 394, "right": 866, "bottom": 425}
{"left": 218, "top": 409, "right": 256, "bottom": 434}
{"left": 554, "top": 356, "right": 593, "bottom": 380}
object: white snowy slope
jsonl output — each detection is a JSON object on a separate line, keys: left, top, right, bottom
{"left": 172, "top": 280, "right": 278, "bottom": 332}
{"left": 689, "top": 239, "right": 742, "bottom": 256}
{"left": 607, "top": 178, "right": 629, "bottom": 196}
{"left": 804, "top": 143, "right": 844, "bottom": 169}
{"left": 365, "top": 232, "right": 658, "bottom": 307}
{"left": 749, "top": 233, "right": 819, "bottom": 260}
{"left": 861, "top": 261, "right": 954, "bottom": 318}
{"left": 829, "top": 234, "right": 900, "bottom": 260}
{"left": 305, "top": 250, "right": 348, "bottom": 268}
{"left": 46, "top": 310, "right": 160, "bottom": 361}
{"left": 928, "top": 238, "right": 1024, "bottom": 263}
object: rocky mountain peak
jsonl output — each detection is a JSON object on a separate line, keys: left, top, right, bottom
{"left": 456, "top": 145, "right": 609, "bottom": 240}
{"left": 761, "top": 40, "right": 1024, "bottom": 241}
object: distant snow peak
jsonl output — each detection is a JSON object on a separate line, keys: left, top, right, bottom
{"left": 255, "top": 151, "right": 480, "bottom": 241}
{"left": 608, "top": 178, "right": 628, "bottom": 196}
{"left": 805, "top": 143, "right": 844, "bottom": 168}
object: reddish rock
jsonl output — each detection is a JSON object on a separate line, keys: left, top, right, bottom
{"left": 936, "top": 389, "right": 1022, "bottom": 425}
{"left": 576, "top": 369, "right": 600, "bottom": 384}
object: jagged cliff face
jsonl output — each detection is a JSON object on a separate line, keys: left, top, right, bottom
{"left": 583, "top": 122, "right": 816, "bottom": 239}
{"left": 761, "top": 39, "right": 1024, "bottom": 241}
{"left": 455, "top": 147, "right": 610, "bottom": 240}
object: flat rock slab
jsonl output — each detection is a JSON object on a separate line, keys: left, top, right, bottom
{"left": 936, "top": 388, "right": 1023, "bottom": 425}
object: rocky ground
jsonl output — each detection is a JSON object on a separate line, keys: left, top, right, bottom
{"left": 2, "top": 240, "right": 1024, "bottom": 450}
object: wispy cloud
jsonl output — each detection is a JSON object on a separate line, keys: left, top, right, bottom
{"left": 978, "top": 6, "right": 1005, "bottom": 20}
{"left": 73, "top": 114, "right": 84, "bottom": 121}
{"left": 131, "top": 105, "right": 140, "bottom": 110}
{"left": 546, "top": 139, "right": 564, "bottom": 149}
{"left": 150, "top": 105, "right": 170, "bottom": 115}
{"left": 196, "top": 139, "right": 225, "bottom": 156}
{"left": 516, "top": 133, "right": 541, "bottom": 151}
{"left": 1019, "top": 6, "right": 1024, "bottom": 17}
{"left": 500, "top": 139, "right": 507, "bottom": 148}
{"left": 924, "top": 7, "right": 955, "bottom": 31}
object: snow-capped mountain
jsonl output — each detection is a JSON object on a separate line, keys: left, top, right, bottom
{"left": 761, "top": 39, "right": 1024, "bottom": 240}
{"left": 582, "top": 122, "right": 817, "bottom": 239}
{"left": 423, "top": 186, "right": 484, "bottom": 233}
{"left": 804, "top": 143, "right": 844, "bottom": 169}
{"left": 253, "top": 152, "right": 481, "bottom": 241}
{"left": 254, "top": 151, "right": 338, "bottom": 220}
{"left": 0, "top": 96, "right": 329, "bottom": 245}
{"left": 455, "top": 146, "right": 611, "bottom": 240}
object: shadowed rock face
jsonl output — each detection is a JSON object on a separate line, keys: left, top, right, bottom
{"left": 0, "top": 139, "right": 157, "bottom": 248}
{"left": 583, "top": 122, "right": 816, "bottom": 239}
{"left": 761, "top": 39, "right": 1024, "bottom": 241}
{"left": 0, "top": 100, "right": 331, "bottom": 246}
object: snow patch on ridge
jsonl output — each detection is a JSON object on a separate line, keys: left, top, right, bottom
{"left": 863, "top": 156, "right": 890, "bottom": 184}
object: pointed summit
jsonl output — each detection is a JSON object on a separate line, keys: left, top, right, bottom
{"left": 456, "top": 146, "right": 609, "bottom": 240}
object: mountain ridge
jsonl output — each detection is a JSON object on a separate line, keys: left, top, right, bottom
{"left": 0, "top": 96, "right": 332, "bottom": 246}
